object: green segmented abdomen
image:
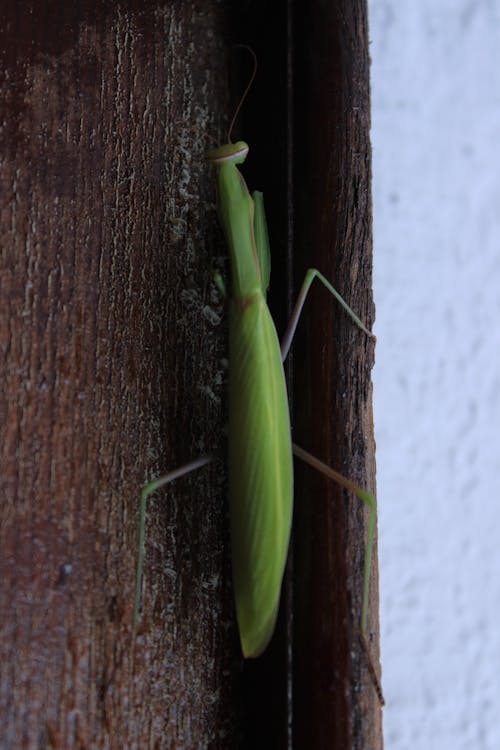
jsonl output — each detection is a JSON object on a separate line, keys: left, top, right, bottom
{"left": 228, "top": 293, "right": 293, "bottom": 657}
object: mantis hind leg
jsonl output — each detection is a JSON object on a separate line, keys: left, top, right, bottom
{"left": 134, "top": 454, "right": 216, "bottom": 624}
{"left": 292, "top": 444, "right": 383, "bottom": 705}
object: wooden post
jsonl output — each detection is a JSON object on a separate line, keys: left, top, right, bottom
{"left": 292, "top": 2, "right": 383, "bottom": 748}
{"left": 0, "top": 4, "right": 239, "bottom": 746}
{"left": 0, "top": 2, "right": 381, "bottom": 747}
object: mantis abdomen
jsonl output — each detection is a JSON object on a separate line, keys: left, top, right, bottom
{"left": 228, "top": 293, "right": 293, "bottom": 657}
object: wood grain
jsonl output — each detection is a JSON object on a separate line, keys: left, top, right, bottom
{"left": 292, "top": 2, "right": 382, "bottom": 748}
{"left": 0, "top": 2, "right": 381, "bottom": 747}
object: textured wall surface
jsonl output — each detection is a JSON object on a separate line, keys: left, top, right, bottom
{"left": 370, "top": 1, "right": 500, "bottom": 748}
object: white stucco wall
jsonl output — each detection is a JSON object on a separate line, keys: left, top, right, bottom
{"left": 369, "top": 1, "right": 500, "bottom": 748}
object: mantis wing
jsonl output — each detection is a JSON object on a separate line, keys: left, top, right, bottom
{"left": 228, "top": 294, "right": 293, "bottom": 657}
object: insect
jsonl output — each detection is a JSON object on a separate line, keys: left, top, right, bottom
{"left": 134, "top": 61, "right": 382, "bottom": 703}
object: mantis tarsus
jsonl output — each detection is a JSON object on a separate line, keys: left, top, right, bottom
{"left": 135, "top": 73, "right": 383, "bottom": 705}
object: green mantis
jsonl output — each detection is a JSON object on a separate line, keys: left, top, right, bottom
{"left": 134, "top": 85, "right": 382, "bottom": 702}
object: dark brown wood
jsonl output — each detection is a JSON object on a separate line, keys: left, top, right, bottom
{"left": 0, "top": 2, "right": 381, "bottom": 748}
{"left": 0, "top": 3, "right": 239, "bottom": 747}
{"left": 292, "top": 1, "right": 383, "bottom": 748}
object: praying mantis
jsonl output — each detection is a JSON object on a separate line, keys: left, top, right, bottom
{"left": 134, "top": 64, "right": 383, "bottom": 704}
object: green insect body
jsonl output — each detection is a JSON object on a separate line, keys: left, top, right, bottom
{"left": 207, "top": 141, "right": 293, "bottom": 656}
{"left": 136, "top": 136, "right": 382, "bottom": 701}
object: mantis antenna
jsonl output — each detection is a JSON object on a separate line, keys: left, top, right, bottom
{"left": 227, "top": 45, "right": 258, "bottom": 144}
